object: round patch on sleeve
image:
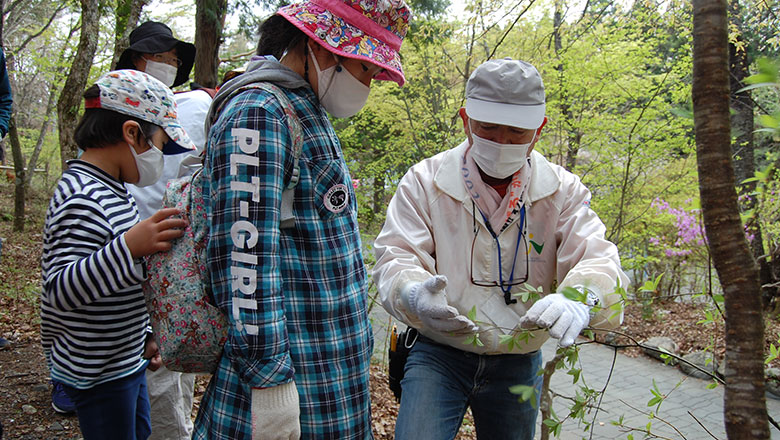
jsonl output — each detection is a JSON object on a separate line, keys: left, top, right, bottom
{"left": 324, "top": 184, "right": 349, "bottom": 213}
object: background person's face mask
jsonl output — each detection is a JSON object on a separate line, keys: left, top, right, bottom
{"left": 311, "top": 48, "right": 370, "bottom": 118}
{"left": 469, "top": 132, "right": 536, "bottom": 179}
{"left": 129, "top": 140, "right": 164, "bottom": 187}
{"left": 144, "top": 60, "right": 177, "bottom": 88}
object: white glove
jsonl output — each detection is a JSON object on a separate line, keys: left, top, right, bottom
{"left": 519, "top": 293, "right": 590, "bottom": 347}
{"left": 402, "top": 275, "right": 478, "bottom": 335}
{"left": 251, "top": 381, "right": 301, "bottom": 440}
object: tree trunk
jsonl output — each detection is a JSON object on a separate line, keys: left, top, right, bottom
{"left": 24, "top": 85, "right": 57, "bottom": 187}
{"left": 109, "top": 0, "right": 148, "bottom": 69}
{"left": 194, "top": 0, "right": 227, "bottom": 88}
{"left": 691, "top": 0, "right": 769, "bottom": 438}
{"left": 8, "top": 117, "right": 25, "bottom": 231}
{"left": 0, "top": 0, "right": 4, "bottom": 42}
{"left": 56, "top": 0, "right": 100, "bottom": 170}
{"left": 553, "top": 0, "right": 581, "bottom": 171}
{"left": 729, "top": 0, "right": 774, "bottom": 309}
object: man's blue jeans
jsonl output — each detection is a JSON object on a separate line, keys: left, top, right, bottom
{"left": 62, "top": 367, "right": 151, "bottom": 440}
{"left": 395, "top": 335, "right": 543, "bottom": 440}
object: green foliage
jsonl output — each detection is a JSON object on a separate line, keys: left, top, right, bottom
{"left": 742, "top": 58, "right": 780, "bottom": 136}
{"left": 646, "top": 379, "right": 665, "bottom": 412}
{"left": 512, "top": 284, "right": 544, "bottom": 303}
{"left": 508, "top": 384, "right": 538, "bottom": 409}
{"left": 462, "top": 305, "right": 484, "bottom": 347}
{"left": 767, "top": 337, "right": 780, "bottom": 365}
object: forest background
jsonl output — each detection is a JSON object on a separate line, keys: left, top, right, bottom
{"left": 0, "top": 0, "right": 779, "bottom": 438}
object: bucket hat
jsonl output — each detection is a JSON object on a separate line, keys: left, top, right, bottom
{"left": 85, "top": 70, "right": 196, "bottom": 153}
{"left": 116, "top": 21, "right": 196, "bottom": 88}
{"left": 277, "top": 0, "right": 412, "bottom": 86}
{"left": 465, "top": 58, "right": 546, "bottom": 129}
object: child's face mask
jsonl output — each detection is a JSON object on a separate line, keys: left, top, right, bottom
{"left": 129, "top": 139, "right": 164, "bottom": 187}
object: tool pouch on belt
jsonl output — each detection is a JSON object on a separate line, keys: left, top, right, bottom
{"left": 388, "top": 325, "right": 418, "bottom": 402}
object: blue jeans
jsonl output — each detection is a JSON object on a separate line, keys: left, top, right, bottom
{"left": 395, "top": 335, "right": 543, "bottom": 440}
{"left": 62, "top": 368, "right": 151, "bottom": 440}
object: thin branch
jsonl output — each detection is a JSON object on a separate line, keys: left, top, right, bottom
{"left": 220, "top": 49, "right": 255, "bottom": 63}
{"left": 619, "top": 399, "right": 689, "bottom": 440}
{"left": 578, "top": 330, "right": 726, "bottom": 385}
{"left": 485, "top": 0, "right": 538, "bottom": 61}
{"left": 587, "top": 345, "right": 618, "bottom": 440}
{"left": 687, "top": 411, "right": 721, "bottom": 439}
{"left": 12, "top": 1, "right": 67, "bottom": 55}
{"left": 2, "top": 0, "right": 24, "bottom": 17}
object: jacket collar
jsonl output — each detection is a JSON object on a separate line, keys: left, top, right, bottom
{"left": 434, "top": 140, "right": 561, "bottom": 204}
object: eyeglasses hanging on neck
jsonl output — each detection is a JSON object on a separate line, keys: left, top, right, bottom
{"left": 469, "top": 200, "right": 529, "bottom": 305}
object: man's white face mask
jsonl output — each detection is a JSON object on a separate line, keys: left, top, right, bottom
{"left": 310, "top": 48, "right": 370, "bottom": 118}
{"left": 144, "top": 60, "right": 177, "bottom": 88}
{"left": 469, "top": 131, "right": 537, "bottom": 179}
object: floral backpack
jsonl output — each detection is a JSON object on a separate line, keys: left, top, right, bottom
{"left": 142, "top": 82, "right": 303, "bottom": 373}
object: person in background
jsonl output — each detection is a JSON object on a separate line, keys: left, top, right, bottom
{"left": 192, "top": 0, "right": 411, "bottom": 438}
{"left": 116, "top": 21, "right": 195, "bottom": 90}
{"left": 0, "top": 43, "right": 14, "bottom": 358}
{"left": 372, "top": 58, "right": 629, "bottom": 440}
{"left": 116, "top": 21, "right": 204, "bottom": 440}
{"left": 40, "top": 69, "right": 194, "bottom": 440}
{"left": 0, "top": 45, "right": 12, "bottom": 166}
{"left": 0, "top": 45, "right": 13, "bottom": 437}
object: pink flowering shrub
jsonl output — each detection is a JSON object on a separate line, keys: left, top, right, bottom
{"left": 649, "top": 198, "right": 706, "bottom": 259}
{"left": 642, "top": 198, "right": 712, "bottom": 298}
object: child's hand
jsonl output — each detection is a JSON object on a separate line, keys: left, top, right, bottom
{"left": 143, "top": 336, "right": 162, "bottom": 371}
{"left": 125, "top": 207, "right": 188, "bottom": 258}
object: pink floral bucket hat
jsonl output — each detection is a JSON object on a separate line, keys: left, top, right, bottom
{"left": 277, "top": 0, "right": 412, "bottom": 86}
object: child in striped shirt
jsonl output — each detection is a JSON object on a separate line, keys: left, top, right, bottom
{"left": 40, "top": 69, "right": 195, "bottom": 440}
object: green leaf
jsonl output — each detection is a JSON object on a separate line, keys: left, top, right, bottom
{"left": 670, "top": 106, "right": 693, "bottom": 119}
{"left": 509, "top": 384, "right": 537, "bottom": 404}
{"left": 499, "top": 334, "right": 515, "bottom": 351}
{"left": 758, "top": 114, "right": 780, "bottom": 129}
{"left": 743, "top": 58, "right": 779, "bottom": 85}
{"left": 467, "top": 305, "right": 478, "bottom": 321}
{"left": 560, "top": 286, "right": 586, "bottom": 303}
{"left": 568, "top": 368, "right": 582, "bottom": 383}
{"left": 737, "top": 82, "right": 778, "bottom": 92}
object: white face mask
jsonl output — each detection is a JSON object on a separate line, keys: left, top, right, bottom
{"left": 311, "top": 49, "right": 370, "bottom": 118}
{"left": 129, "top": 140, "right": 164, "bottom": 187}
{"left": 144, "top": 60, "right": 177, "bottom": 88}
{"left": 469, "top": 132, "right": 536, "bottom": 179}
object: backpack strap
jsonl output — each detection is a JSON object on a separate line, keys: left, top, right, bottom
{"left": 213, "top": 82, "right": 303, "bottom": 229}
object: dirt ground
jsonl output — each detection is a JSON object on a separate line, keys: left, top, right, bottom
{"left": 0, "top": 183, "right": 778, "bottom": 439}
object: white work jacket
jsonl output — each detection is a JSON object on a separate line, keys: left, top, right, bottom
{"left": 373, "top": 141, "right": 629, "bottom": 354}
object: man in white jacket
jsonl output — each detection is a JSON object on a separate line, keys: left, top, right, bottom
{"left": 373, "top": 58, "right": 629, "bottom": 440}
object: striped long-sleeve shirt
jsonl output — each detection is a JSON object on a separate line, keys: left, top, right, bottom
{"left": 193, "top": 64, "right": 373, "bottom": 439}
{"left": 41, "top": 160, "right": 149, "bottom": 389}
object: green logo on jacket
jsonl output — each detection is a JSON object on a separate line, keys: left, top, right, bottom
{"left": 528, "top": 233, "right": 544, "bottom": 255}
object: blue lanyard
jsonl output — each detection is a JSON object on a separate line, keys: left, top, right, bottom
{"left": 476, "top": 205, "right": 526, "bottom": 304}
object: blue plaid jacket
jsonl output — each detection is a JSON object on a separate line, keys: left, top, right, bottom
{"left": 193, "top": 81, "right": 373, "bottom": 439}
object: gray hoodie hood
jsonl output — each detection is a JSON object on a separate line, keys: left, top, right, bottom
{"left": 205, "top": 56, "right": 310, "bottom": 133}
